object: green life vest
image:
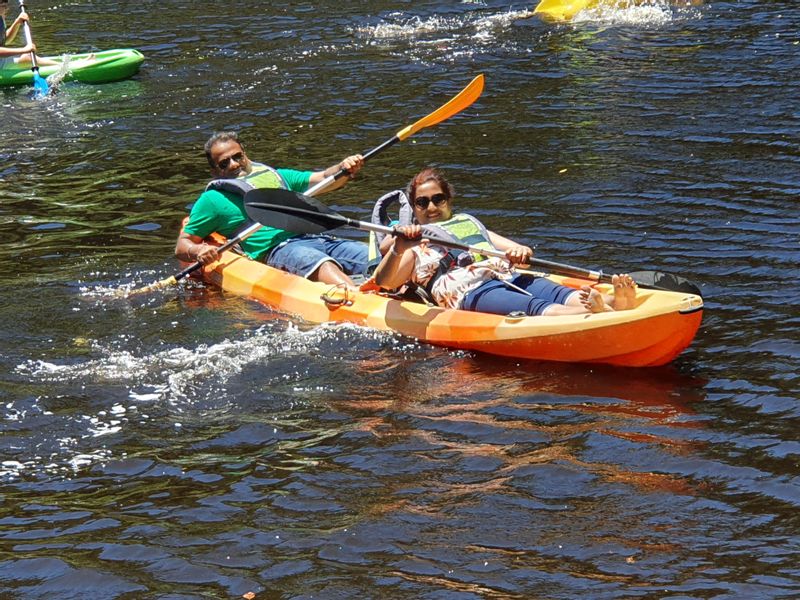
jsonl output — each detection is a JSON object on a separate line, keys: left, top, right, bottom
{"left": 205, "top": 162, "right": 288, "bottom": 196}
{"left": 1, "top": 17, "right": 6, "bottom": 46}
{"left": 417, "top": 213, "right": 496, "bottom": 297}
{"left": 202, "top": 162, "right": 290, "bottom": 242}
{"left": 422, "top": 213, "right": 495, "bottom": 263}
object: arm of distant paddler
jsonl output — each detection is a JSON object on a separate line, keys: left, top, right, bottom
{"left": 4, "top": 11, "right": 29, "bottom": 44}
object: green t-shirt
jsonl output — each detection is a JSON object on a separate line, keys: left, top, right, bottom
{"left": 183, "top": 167, "right": 312, "bottom": 261}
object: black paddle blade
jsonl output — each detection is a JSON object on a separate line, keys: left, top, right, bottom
{"left": 244, "top": 189, "right": 345, "bottom": 235}
{"left": 630, "top": 271, "right": 703, "bottom": 297}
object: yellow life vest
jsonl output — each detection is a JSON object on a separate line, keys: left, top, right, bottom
{"left": 423, "top": 213, "right": 495, "bottom": 263}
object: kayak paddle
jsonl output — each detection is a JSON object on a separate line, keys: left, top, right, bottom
{"left": 125, "top": 74, "right": 485, "bottom": 297}
{"left": 19, "top": 1, "right": 49, "bottom": 98}
{"left": 243, "top": 188, "right": 703, "bottom": 297}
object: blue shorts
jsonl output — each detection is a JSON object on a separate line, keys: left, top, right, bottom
{"left": 266, "top": 234, "right": 369, "bottom": 279}
{"left": 461, "top": 274, "right": 578, "bottom": 317}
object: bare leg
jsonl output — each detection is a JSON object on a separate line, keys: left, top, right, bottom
{"left": 15, "top": 54, "right": 59, "bottom": 67}
{"left": 310, "top": 260, "right": 356, "bottom": 288}
{"left": 542, "top": 303, "right": 590, "bottom": 315}
{"left": 73, "top": 52, "right": 96, "bottom": 66}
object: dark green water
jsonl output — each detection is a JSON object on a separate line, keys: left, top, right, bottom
{"left": 1, "top": 0, "right": 798, "bottom": 597}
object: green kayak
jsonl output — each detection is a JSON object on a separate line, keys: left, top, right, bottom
{"left": 0, "top": 48, "right": 144, "bottom": 87}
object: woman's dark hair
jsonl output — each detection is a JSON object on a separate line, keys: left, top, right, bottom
{"left": 406, "top": 167, "right": 455, "bottom": 203}
{"left": 204, "top": 131, "right": 243, "bottom": 167}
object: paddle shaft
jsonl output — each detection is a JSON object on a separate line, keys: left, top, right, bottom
{"left": 18, "top": 2, "right": 40, "bottom": 73}
{"left": 244, "top": 187, "right": 703, "bottom": 296}
{"left": 248, "top": 202, "right": 611, "bottom": 285}
{"left": 345, "top": 216, "right": 611, "bottom": 283}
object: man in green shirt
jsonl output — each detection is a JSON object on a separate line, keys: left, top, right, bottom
{"left": 176, "top": 132, "right": 368, "bottom": 287}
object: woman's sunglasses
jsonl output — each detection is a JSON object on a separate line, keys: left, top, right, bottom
{"left": 414, "top": 193, "right": 448, "bottom": 209}
{"left": 217, "top": 152, "right": 244, "bottom": 170}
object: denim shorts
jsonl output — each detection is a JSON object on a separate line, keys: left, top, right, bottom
{"left": 461, "top": 274, "right": 579, "bottom": 316}
{"left": 266, "top": 234, "right": 369, "bottom": 279}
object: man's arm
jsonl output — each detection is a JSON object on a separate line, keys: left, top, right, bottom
{"left": 307, "top": 154, "right": 364, "bottom": 194}
{"left": 175, "top": 231, "right": 219, "bottom": 265}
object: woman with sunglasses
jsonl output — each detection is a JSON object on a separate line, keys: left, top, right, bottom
{"left": 373, "top": 168, "right": 636, "bottom": 316}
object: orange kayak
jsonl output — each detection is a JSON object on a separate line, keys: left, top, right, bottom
{"left": 189, "top": 228, "right": 703, "bottom": 367}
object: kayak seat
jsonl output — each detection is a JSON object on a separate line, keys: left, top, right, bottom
{"left": 365, "top": 189, "right": 413, "bottom": 274}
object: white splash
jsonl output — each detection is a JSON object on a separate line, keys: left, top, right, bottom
{"left": 572, "top": 0, "right": 700, "bottom": 26}
{"left": 45, "top": 55, "right": 73, "bottom": 90}
{"left": 359, "top": 14, "right": 465, "bottom": 40}
{"left": 17, "top": 322, "right": 393, "bottom": 405}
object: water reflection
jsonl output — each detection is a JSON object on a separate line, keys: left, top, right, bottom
{"left": 1, "top": 0, "right": 799, "bottom": 596}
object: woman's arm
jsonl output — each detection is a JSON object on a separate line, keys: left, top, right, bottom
{"left": 378, "top": 234, "right": 395, "bottom": 256}
{"left": 0, "top": 41, "right": 34, "bottom": 57}
{"left": 373, "top": 225, "right": 421, "bottom": 290}
{"left": 488, "top": 230, "right": 533, "bottom": 265}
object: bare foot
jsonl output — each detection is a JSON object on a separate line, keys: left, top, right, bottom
{"left": 610, "top": 274, "right": 628, "bottom": 310}
{"left": 580, "top": 286, "right": 612, "bottom": 313}
{"left": 610, "top": 274, "right": 637, "bottom": 310}
{"left": 73, "top": 53, "right": 97, "bottom": 68}
{"left": 621, "top": 274, "right": 637, "bottom": 309}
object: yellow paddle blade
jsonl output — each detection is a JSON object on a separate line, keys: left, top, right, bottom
{"left": 534, "top": 0, "right": 592, "bottom": 20}
{"left": 395, "top": 74, "right": 484, "bottom": 141}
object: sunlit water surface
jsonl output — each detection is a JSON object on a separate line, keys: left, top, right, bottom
{"left": 1, "top": 0, "right": 798, "bottom": 597}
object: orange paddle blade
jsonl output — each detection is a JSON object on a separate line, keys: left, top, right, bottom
{"left": 395, "top": 74, "right": 484, "bottom": 141}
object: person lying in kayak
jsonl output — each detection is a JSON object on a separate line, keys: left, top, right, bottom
{"left": 373, "top": 167, "right": 636, "bottom": 315}
{"left": 175, "top": 131, "right": 369, "bottom": 287}
{"left": 0, "top": 1, "right": 57, "bottom": 67}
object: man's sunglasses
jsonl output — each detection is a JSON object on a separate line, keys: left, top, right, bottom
{"left": 217, "top": 152, "right": 244, "bottom": 170}
{"left": 414, "top": 193, "right": 448, "bottom": 209}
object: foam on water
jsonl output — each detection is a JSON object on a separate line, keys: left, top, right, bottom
{"left": 7, "top": 322, "right": 406, "bottom": 481}
{"left": 356, "top": 14, "right": 465, "bottom": 40}
{"left": 355, "top": 8, "right": 535, "bottom": 43}
{"left": 17, "top": 322, "right": 399, "bottom": 405}
{"left": 45, "top": 55, "right": 73, "bottom": 91}
{"left": 572, "top": 0, "right": 701, "bottom": 26}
